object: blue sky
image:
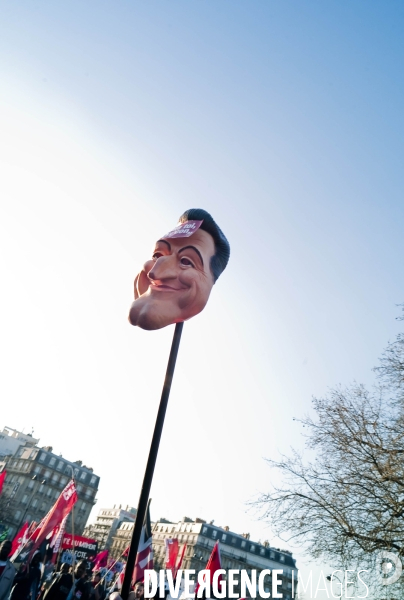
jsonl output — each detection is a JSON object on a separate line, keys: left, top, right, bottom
{"left": 1, "top": 1, "right": 404, "bottom": 595}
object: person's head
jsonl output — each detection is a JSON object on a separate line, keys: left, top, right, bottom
{"left": 74, "top": 560, "right": 88, "bottom": 579}
{"left": 60, "top": 563, "right": 70, "bottom": 574}
{"left": 92, "top": 571, "right": 101, "bottom": 584}
{"left": 31, "top": 552, "right": 42, "bottom": 567}
{"left": 0, "top": 540, "right": 12, "bottom": 561}
{"left": 128, "top": 209, "right": 230, "bottom": 330}
{"left": 134, "top": 581, "right": 144, "bottom": 600}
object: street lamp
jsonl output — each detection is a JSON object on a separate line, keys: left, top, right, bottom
{"left": 327, "top": 572, "right": 342, "bottom": 599}
{"left": 18, "top": 474, "right": 46, "bottom": 529}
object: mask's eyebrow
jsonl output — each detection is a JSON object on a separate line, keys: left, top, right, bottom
{"left": 155, "top": 239, "right": 171, "bottom": 250}
{"left": 178, "top": 245, "right": 204, "bottom": 267}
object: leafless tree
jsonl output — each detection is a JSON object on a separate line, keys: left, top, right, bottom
{"left": 256, "top": 306, "right": 404, "bottom": 596}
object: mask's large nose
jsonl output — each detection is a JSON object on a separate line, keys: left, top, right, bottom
{"left": 148, "top": 254, "right": 177, "bottom": 281}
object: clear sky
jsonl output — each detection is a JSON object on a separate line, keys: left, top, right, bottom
{"left": 1, "top": 1, "right": 403, "bottom": 596}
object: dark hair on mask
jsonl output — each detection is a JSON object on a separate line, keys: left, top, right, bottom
{"left": 178, "top": 209, "right": 230, "bottom": 282}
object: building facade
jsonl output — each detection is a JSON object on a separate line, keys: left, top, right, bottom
{"left": 111, "top": 517, "right": 296, "bottom": 600}
{"left": 83, "top": 505, "right": 137, "bottom": 550}
{"left": 0, "top": 427, "right": 39, "bottom": 459}
{"left": 0, "top": 436, "right": 100, "bottom": 538}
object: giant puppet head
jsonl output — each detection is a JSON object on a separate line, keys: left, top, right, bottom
{"left": 128, "top": 208, "right": 230, "bottom": 330}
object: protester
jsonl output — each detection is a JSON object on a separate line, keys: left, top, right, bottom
{"left": 10, "top": 552, "right": 42, "bottom": 600}
{"left": 38, "top": 563, "right": 70, "bottom": 600}
{"left": 89, "top": 572, "right": 105, "bottom": 600}
{"left": 43, "top": 560, "right": 90, "bottom": 600}
{"left": 41, "top": 550, "right": 55, "bottom": 587}
{"left": 133, "top": 582, "right": 144, "bottom": 600}
{"left": 0, "top": 540, "right": 17, "bottom": 600}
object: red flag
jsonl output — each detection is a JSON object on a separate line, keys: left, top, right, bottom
{"left": 28, "top": 479, "right": 77, "bottom": 558}
{"left": 173, "top": 543, "right": 187, "bottom": 579}
{"left": 10, "top": 522, "right": 29, "bottom": 557}
{"left": 94, "top": 549, "right": 109, "bottom": 569}
{"left": 49, "top": 515, "right": 68, "bottom": 564}
{"left": 0, "top": 470, "right": 6, "bottom": 495}
{"left": 132, "top": 500, "right": 153, "bottom": 584}
{"left": 165, "top": 538, "right": 179, "bottom": 572}
{"left": 122, "top": 545, "right": 130, "bottom": 558}
{"left": 194, "top": 541, "right": 222, "bottom": 597}
{"left": 28, "top": 521, "right": 38, "bottom": 537}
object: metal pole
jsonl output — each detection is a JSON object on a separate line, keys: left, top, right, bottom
{"left": 18, "top": 475, "right": 45, "bottom": 529}
{"left": 121, "top": 322, "right": 184, "bottom": 600}
{"left": 68, "top": 467, "right": 76, "bottom": 570}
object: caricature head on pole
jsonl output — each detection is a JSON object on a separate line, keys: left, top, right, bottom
{"left": 128, "top": 209, "right": 230, "bottom": 330}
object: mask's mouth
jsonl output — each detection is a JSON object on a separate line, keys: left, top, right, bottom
{"left": 149, "top": 280, "right": 188, "bottom": 292}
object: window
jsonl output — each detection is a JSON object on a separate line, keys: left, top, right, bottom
{"left": 39, "top": 453, "right": 47, "bottom": 463}
{"left": 60, "top": 476, "right": 68, "bottom": 486}
{"left": 260, "top": 548, "right": 265, "bottom": 556}
{"left": 33, "top": 465, "right": 41, "bottom": 474}
{"left": 212, "top": 530, "right": 217, "bottom": 538}
{"left": 241, "top": 541, "right": 246, "bottom": 548}
{"left": 44, "top": 470, "right": 51, "bottom": 478}
{"left": 202, "top": 526, "right": 208, "bottom": 535}
{"left": 280, "top": 554, "right": 285, "bottom": 562}
{"left": 270, "top": 551, "right": 275, "bottom": 559}
{"left": 31, "top": 499, "right": 38, "bottom": 508}
{"left": 49, "top": 457, "right": 56, "bottom": 466}
{"left": 80, "top": 472, "right": 87, "bottom": 481}
{"left": 57, "top": 460, "right": 64, "bottom": 471}
{"left": 231, "top": 537, "right": 236, "bottom": 544}
{"left": 27, "top": 480, "right": 35, "bottom": 490}
{"left": 15, "top": 510, "right": 21, "bottom": 520}
{"left": 250, "top": 545, "right": 255, "bottom": 552}
{"left": 21, "top": 494, "right": 28, "bottom": 504}
{"left": 46, "top": 488, "right": 53, "bottom": 497}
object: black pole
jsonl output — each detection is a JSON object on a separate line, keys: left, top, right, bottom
{"left": 121, "top": 321, "right": 184, "bottom": 600}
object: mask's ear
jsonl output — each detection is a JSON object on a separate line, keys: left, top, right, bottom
{"left": 134, "top": 273, "right": 140, "bottom": 299}
{"left": 134, "top": 268, "right": 150, "bottom": 299}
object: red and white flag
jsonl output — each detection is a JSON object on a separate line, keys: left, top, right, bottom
{"left": 10, "top": 522, "right": 29, "bottom": 557}
{"left": 194, "top": 541, "right": 223, "bottom": 598}
{"left": 132, "top": 500, "right": 153, "bottom": 584}
{"left": 0, "top": 470, "right": 6, "bottom": 495}
{"left": 28, "top": 479, "right": 78, "bottom": 558}
{"left": 49, "top": 515, "right": 68, "bottom": 563}
{"left": 173, "top": 543, "right": 187, "bottom": 579}
{"left": 116, "top": 565, "right": 126, "bottom": 590}
{"left": 165, "top": 538, "right": 179, "bottom": 572}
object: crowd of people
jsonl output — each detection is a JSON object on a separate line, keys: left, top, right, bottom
{"left": 0, "top": 541, "right": 147, "bottom": 600}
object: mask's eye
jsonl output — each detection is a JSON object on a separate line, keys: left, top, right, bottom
{"left": 180, "top": 257, "right": 194, "bottom": 267}
{"left": 152, "top": 251, "right": 163, "bottom": 260}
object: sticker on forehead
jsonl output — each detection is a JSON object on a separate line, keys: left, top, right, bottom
{"left": 162, "top": 220, "right": 203, "bottom": 239}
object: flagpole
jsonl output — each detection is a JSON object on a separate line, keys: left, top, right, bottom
{"left": 68, "top": 469, "right": 76, "bottom": 571}
{"left": 121, "top": 322, "right": 184, "bottom": 600}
